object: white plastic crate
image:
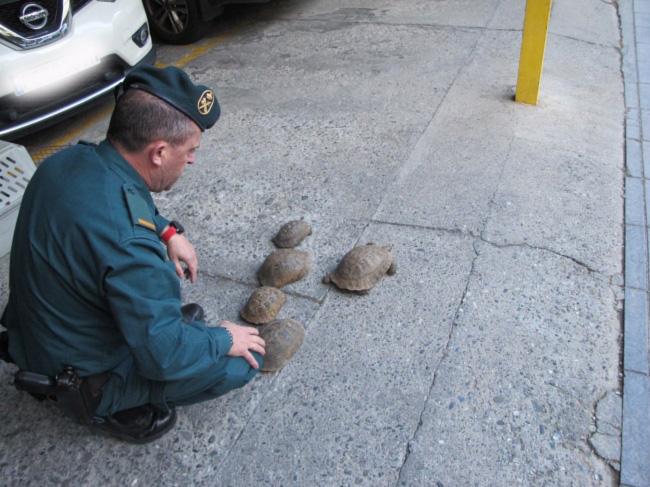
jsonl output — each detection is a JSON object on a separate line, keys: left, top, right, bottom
{"left": 0, "top": 141, "right": 35, "bottom": 258}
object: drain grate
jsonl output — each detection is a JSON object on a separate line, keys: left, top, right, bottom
{"left": 0, "top": 141, "right": 36, "bottom": 256}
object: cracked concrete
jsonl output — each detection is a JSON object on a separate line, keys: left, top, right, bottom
{"left": 371, "top": 220, "right": 618, "bottom": 284}
{"left": 588, "top": 391, "right": 622, "bottom": 472}
{"left": 396, "top": 241, "right": 482, "bottom": 485}
{"left": 0, "top": 0, "right": 623, "bottom": 484}
{"left": 477, "top": 239, "right": 608, "bottom": 278}
{"left": 396, "top": 243, "right": 620, "bottom": 486}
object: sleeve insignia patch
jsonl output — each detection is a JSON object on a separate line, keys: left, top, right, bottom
{"left": 137, "top": 218, "right": 156, "bottom": 231}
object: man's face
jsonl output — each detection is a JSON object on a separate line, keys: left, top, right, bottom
{"left": 157, "top": 125, "right": 202, "bottom": 192}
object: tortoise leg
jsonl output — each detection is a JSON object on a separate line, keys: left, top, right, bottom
{"left": 387, "top": 260, "right": 397, "bottom": 275}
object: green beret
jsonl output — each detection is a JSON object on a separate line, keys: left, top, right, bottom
{"left": 123, "top": 65, "right": 220, "bottom": 131}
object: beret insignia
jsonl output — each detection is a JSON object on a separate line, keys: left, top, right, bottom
{"left": 198, "top": 90, "right": 215, "bottom": 115}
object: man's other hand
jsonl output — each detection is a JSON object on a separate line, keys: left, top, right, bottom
{"left": 166, "top": 234, "right": 198, "bottom": 283}
{"left": 219, "top": 321, "right": 266, "bottom": 369}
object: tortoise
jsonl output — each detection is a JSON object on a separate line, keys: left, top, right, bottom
{"left": 273, "top": 220, "right": 312, "bottom": 248}
{"left": 259, "top": 318, "right": 305, "bottom": 372}
{"left": 258, "top": 249, "right": 312, "bottom": 288}
{"left": 240, "top": 287, "right": 286, "bottom": 325}
{"left": 323, "top": 243, "right": 396, "bottom": 293}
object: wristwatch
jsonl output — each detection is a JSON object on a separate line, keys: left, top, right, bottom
{"left": 160, "top": 220, "right": 184, "bottom": 243}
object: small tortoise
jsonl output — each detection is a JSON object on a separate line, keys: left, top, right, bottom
{"left": 273, "top": 220, "right": 312, "bottom": 248}
{"left": 258, "top": 249, "right": 312, "bottom": 288}
{"left": 259, "top": 318, "right": 305, "bottom": 372}
{"left": 323, "top": 243, "right": 396, "bottom": 293}
{"left": 240, "top": 287, "right": 286, "bottom": 325}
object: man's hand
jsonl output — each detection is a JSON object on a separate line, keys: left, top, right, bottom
{"left": 219, "top": 321, "right": 266, "bottom": 369}
{"left": 166, "top": 234, "right": 198, "bottom": 283}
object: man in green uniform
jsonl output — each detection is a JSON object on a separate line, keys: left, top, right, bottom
{"left": 1, "top": 66, "right": 265, "bottom": 443}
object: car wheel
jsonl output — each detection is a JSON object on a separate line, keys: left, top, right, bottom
{"left": 143, "top": 0, "right": 206, "bottom": 45}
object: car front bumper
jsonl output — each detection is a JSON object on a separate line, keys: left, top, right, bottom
{"left": 0, "top": 0, "right": 154, "bottom": 140}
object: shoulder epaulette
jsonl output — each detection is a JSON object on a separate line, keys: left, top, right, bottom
{"left": 122, "top": 184, "right": 156, "bottom": 232}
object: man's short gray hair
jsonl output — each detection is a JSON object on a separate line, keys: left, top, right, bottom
{"left": 107, "top": 89, "right": 197, "bottom": 152}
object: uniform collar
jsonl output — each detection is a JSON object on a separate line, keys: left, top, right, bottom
{"left": 97, "top": 139, "right": 150, "bottom": 193}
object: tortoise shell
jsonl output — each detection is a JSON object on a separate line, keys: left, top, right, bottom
{"left": 240, "top": 287, "right": 286, "bottom": 325}
{"left": 323, "top": 243, "right": 396, "bottom": 292}
{"left": 258, "top": 249, "right": 312, "bottom": 288}
{"left": 273, "top": 220, "right": 312, "bottom": 248}
{"left": 259, "top": 318, "right": 305, "bottom": 372}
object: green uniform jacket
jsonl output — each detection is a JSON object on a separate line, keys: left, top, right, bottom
{"left": 2, "top": 140, "right": 232, "bottom": 408}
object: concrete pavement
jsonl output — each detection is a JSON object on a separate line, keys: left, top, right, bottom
{"left": 0, "top": 0, "right": 630, "bottom": 485}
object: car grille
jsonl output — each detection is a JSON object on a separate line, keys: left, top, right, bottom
{"left": 0, "top": 0, "right": 62, "bottom": 37}
{"left": 0, "top": 0, "right": 70, "bottom": 49}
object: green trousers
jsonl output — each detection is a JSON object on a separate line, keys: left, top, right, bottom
{"left": 95, "top": 352, "right": 263, "bottom": 416}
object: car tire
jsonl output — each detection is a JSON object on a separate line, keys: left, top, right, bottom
{"left": 143, "top": 0, "right": 206, "bottom": 45}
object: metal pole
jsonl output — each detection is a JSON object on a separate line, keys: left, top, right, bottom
{"left": 515, "top": 0, "right": 553, "bottom": 105}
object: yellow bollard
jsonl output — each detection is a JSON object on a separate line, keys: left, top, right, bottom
{"left": 515, "top": 0, "right": 553, "bottom": 105}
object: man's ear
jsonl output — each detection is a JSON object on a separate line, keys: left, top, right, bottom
{"left": 147, "top": 141, "right": 167, "bottom": 168}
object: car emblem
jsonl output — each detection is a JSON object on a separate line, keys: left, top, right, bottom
{"left": 197, "top": 90, "right": 215, "bottom": 115}
{"left": 19, "top": 3, "right": 49, "bottom": 31}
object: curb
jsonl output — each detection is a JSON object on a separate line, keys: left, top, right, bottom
{"left": 620, "top": 0, "right": 650, "bottom": 485}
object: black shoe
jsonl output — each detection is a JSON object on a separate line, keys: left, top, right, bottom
{"left": 181, "top": 303, "right": 205, "bottom": 323}
{"left": 91, "top": 404, "right": 177, "bottom": 444}
{"left": 0, "top": 330, "right": 13, "bottom": 364}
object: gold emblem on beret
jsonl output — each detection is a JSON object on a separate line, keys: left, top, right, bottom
{"left": 197, "top": 89, "right": 214, "bottom": 115}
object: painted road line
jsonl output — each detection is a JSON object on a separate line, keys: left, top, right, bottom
{"left": 30, "top": 105, "right": 112, "bottom": 162}
{"left": 155, "top": 34, "right": 227, "bottom": 69}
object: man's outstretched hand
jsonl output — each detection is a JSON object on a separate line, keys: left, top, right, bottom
{"left": 166, "top": 234, "right": 198, "bottom": 283}
{"left": 219, "top": 321, "right": 266, "bottom": 369}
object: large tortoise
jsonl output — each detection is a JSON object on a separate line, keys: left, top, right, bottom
{"left": 323, "top": 243, "right": 396, "bottom": 293}
{"left": 258, "top": 249, "right": 312, "bottom": 288}
{"left": 259, "top": 318, "right": 305, "bottom": 372}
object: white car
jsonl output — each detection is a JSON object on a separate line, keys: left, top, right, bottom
{"left": 0, "top": 0, "right": 154, "bottom": 140}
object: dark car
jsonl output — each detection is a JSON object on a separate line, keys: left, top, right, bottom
{"left": 143, "top": 0, "right": 271, "bottom": 45}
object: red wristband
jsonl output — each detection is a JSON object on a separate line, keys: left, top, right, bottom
{"left": 160, "top": 225, "right": 177, "bottom": 243}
